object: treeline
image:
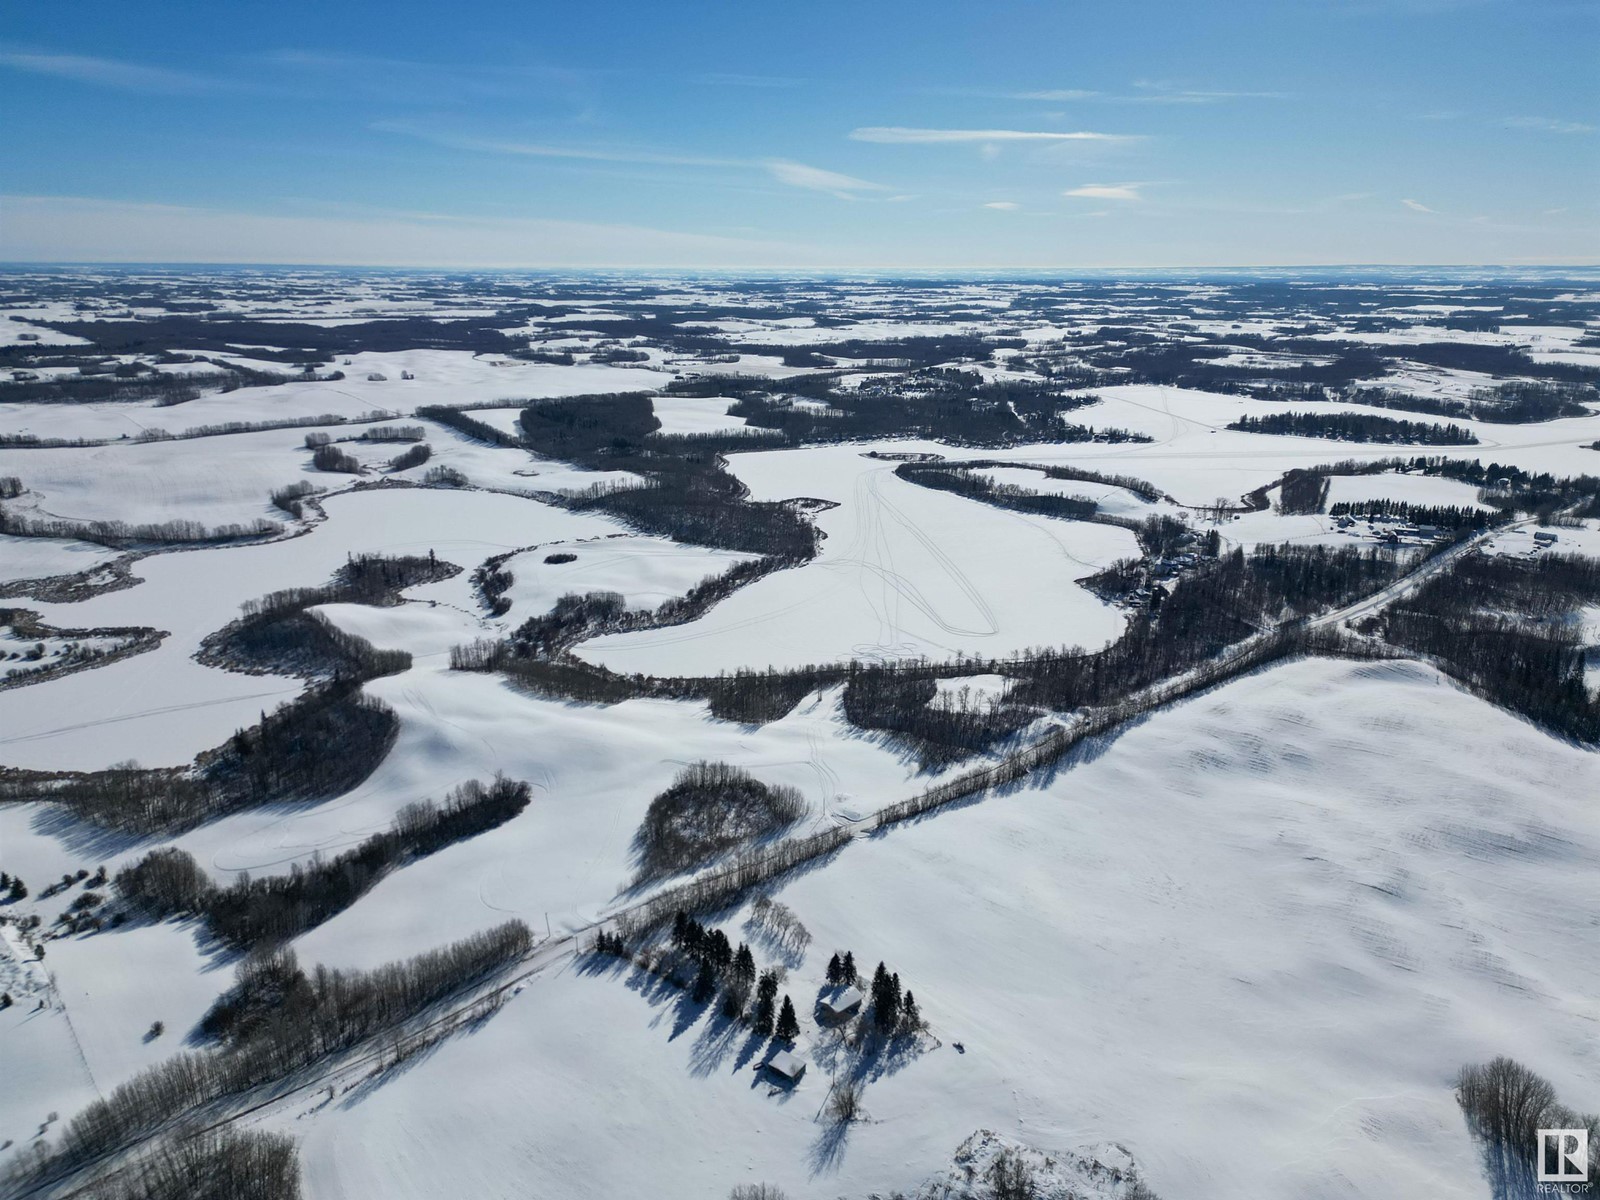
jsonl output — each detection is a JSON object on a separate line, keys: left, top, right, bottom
{"left": 893, "top": 463, "right": 1098, "bottom": 522}
{"left": 116, "top": 776, "right": 530, "bottom": 949}
{"left": 1297, "top": 454, "right": 1600, "bottom": 521}
{"left": 416, "top": 405, "right": 523, "bottom": 448}
{"left": 22, "top": 923, "right": 530, "bottom": 1183}
{"left": 724, "top": 371, "right": 1146, "bottom": 448}
{"left": 516, "top": 391, "right": 819, "bottom": 558}
{"left": 0, "top": 507, "right": 281, "bottom": 548}
{"left": 311, "top": 443, "right": 363, "bottom": 474}
{"left": 1228, "top": 411, "right": 1478, "bottom": 445}
{"left": 841, "top": 665, "right": 1035, "bottom": 766}
{"left": 1456, "top": 1057, "right": 1599, "bottom": 1192}
{"left": 1011, "top": 544, "right": 1413, "bottom": 712}
{"left": 34, "top": 312, "right": 525, "bottom": 360}
{"left": 89, "top": 1128, "right": 302, "bottom": 1200}
{"left": 3, "top": 680, "right": 398, "bottom": 833}
{"left": 1344, "top": 379, "right": 1595, "bottom": 425}
{"left": 387, "top": 442, "right": 432, "bottom": 471}
{"left": 635, "top": 762, "right": 805, "bottom": 880}
{"left": 1382, "top": 551, "right": 1600, "bottom": 741}
{"left": 1277, "top": 469, "right": 1331, "bottom": 514}
{"left": 0, "top": 411, "right": 390, "bottom": 451}
{"left": 200, "top": 554, "right": 456, "bottom": 681}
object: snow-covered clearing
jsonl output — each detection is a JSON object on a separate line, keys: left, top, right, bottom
{"left": 492, "top": 535, "right": 758, "bottom": 618}
{"left": 0, "top": 533, "right": 120, "bottom": 586}
{"left": 649, "top": 393, "right": 762, "bottom": 437}
{"left": 1324, "top": 471, "right": 1494, "bottom": 511}
{"left": 577, "top": 443, "right": 1137, "bottom": 674}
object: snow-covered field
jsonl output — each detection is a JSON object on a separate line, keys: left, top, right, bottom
{"left": 2, "top": 271, "right": 1598, "bottom": 1200}
{"left": 578, "top": 443, "right": 1138, "bottom": 673}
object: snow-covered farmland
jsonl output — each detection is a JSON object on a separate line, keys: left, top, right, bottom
{"left": 277, "top": 657, "right": 1600, "bottom": 1200}
{"left": 0, "top": 488, "right": 624, "bottom": 770}
{"left": 3, "top": 271, "right": 1599, "bottom": 1200}
{"left": 577, "top": 443, "right": 1138, "bottom": 673}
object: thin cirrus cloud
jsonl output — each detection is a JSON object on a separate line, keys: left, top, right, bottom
{"left": 1402, "top": 198, "right": 1436, "bottom": 212}
{"left": 373, "top": 122, "right": 889, "bottom": 199}
{"left": 1065, "top": 183, "right": 1144, "bottom": 201}
{"left": 0, "top": 49, "right": 224, "bottom": 93}
{"left": 983, "top": 201, "right": 1021, "bottom": 210}
{"left": 1501, "top": 116, "right": 1595, "bottom": 134}
{"left": 850, "top": 127, "right": 1137, "bottom": 144}
{"left": 1016, "top": 84, "right": 1285, "bottom": 105}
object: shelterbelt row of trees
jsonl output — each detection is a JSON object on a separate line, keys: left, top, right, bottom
{"left": 115, "top": 776, "right": 531, "bottom": 949}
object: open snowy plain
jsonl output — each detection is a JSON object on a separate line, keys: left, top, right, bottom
{"left": 1, "top": 269, "right": 1597, "bottom": 1200}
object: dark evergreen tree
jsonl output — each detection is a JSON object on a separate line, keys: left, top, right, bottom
{"left": 826, "top": 952, "right": 842, "bottom": 985}
{"left": 775, "top": 995, "right": 799, "bottom": 1042}
{"left": 841, "top": 951, "right": 856, "bottom": 984}
{"left": 692, "top": 959, "right": 717, "bottom": 1004}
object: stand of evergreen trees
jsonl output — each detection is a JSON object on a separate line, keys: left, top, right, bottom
{"left": 1327, "top": 498, "right": 1498, "bottom": 531}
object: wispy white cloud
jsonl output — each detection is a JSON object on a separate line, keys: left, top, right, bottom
{"left": 1402, "top": 198, "right": 1436, "bottom": 212}
{"left": 1010, "top": 82, "right": 1285, "bottom": 105}
{"left": 983, "top": 201, "right": 1021, "bottom": 210}
{"left": 0, "top": 50, "right": 223, "bottom": 93}
{"left": 1501, "top": 116, "right": 1595, "bottom": 134}
{"left": 1065, "top": 183, "right": 1144, "bottom": 201}
{"left": 1015, "top": 89, "right": 1102, "bottom": 102}
{"left": 375, "top": 122, "right": 888, "bottom": 198}
{"left": 764, "top": 160, "right": 887, "bottom": 198}
{"left": 1127, "top": 80, "right": 1287, "bottom": 103}
{"left": 851, "top": 127, "right": 1136, "bottom": 144}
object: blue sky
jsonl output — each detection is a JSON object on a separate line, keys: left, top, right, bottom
{"left": 2, "top": 0, "right": 1596, "bottom": 267}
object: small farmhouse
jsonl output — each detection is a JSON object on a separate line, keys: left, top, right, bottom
{"left": 765, "top": 1050, "right": 806, "bottom": 1083}
{"left": 820, "top": 986, "right": 864, "bottom": 1022}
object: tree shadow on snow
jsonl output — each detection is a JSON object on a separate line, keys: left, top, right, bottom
{"left": 28, "top": 804, "right": 150, "bottom": 862}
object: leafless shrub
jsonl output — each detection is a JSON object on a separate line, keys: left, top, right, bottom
{"left": 827, "top": 1080, "right": 862, "bottom": 1124}
{"left": 987, "top": 1146, "right": 1039, "bottom": 1200}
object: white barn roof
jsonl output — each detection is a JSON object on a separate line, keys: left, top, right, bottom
{"left": 766, "top": 1050, "right": 806, "bottom": 1080}
{"left": 822, "top": 986, "right": 864, "bottom": 1014}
